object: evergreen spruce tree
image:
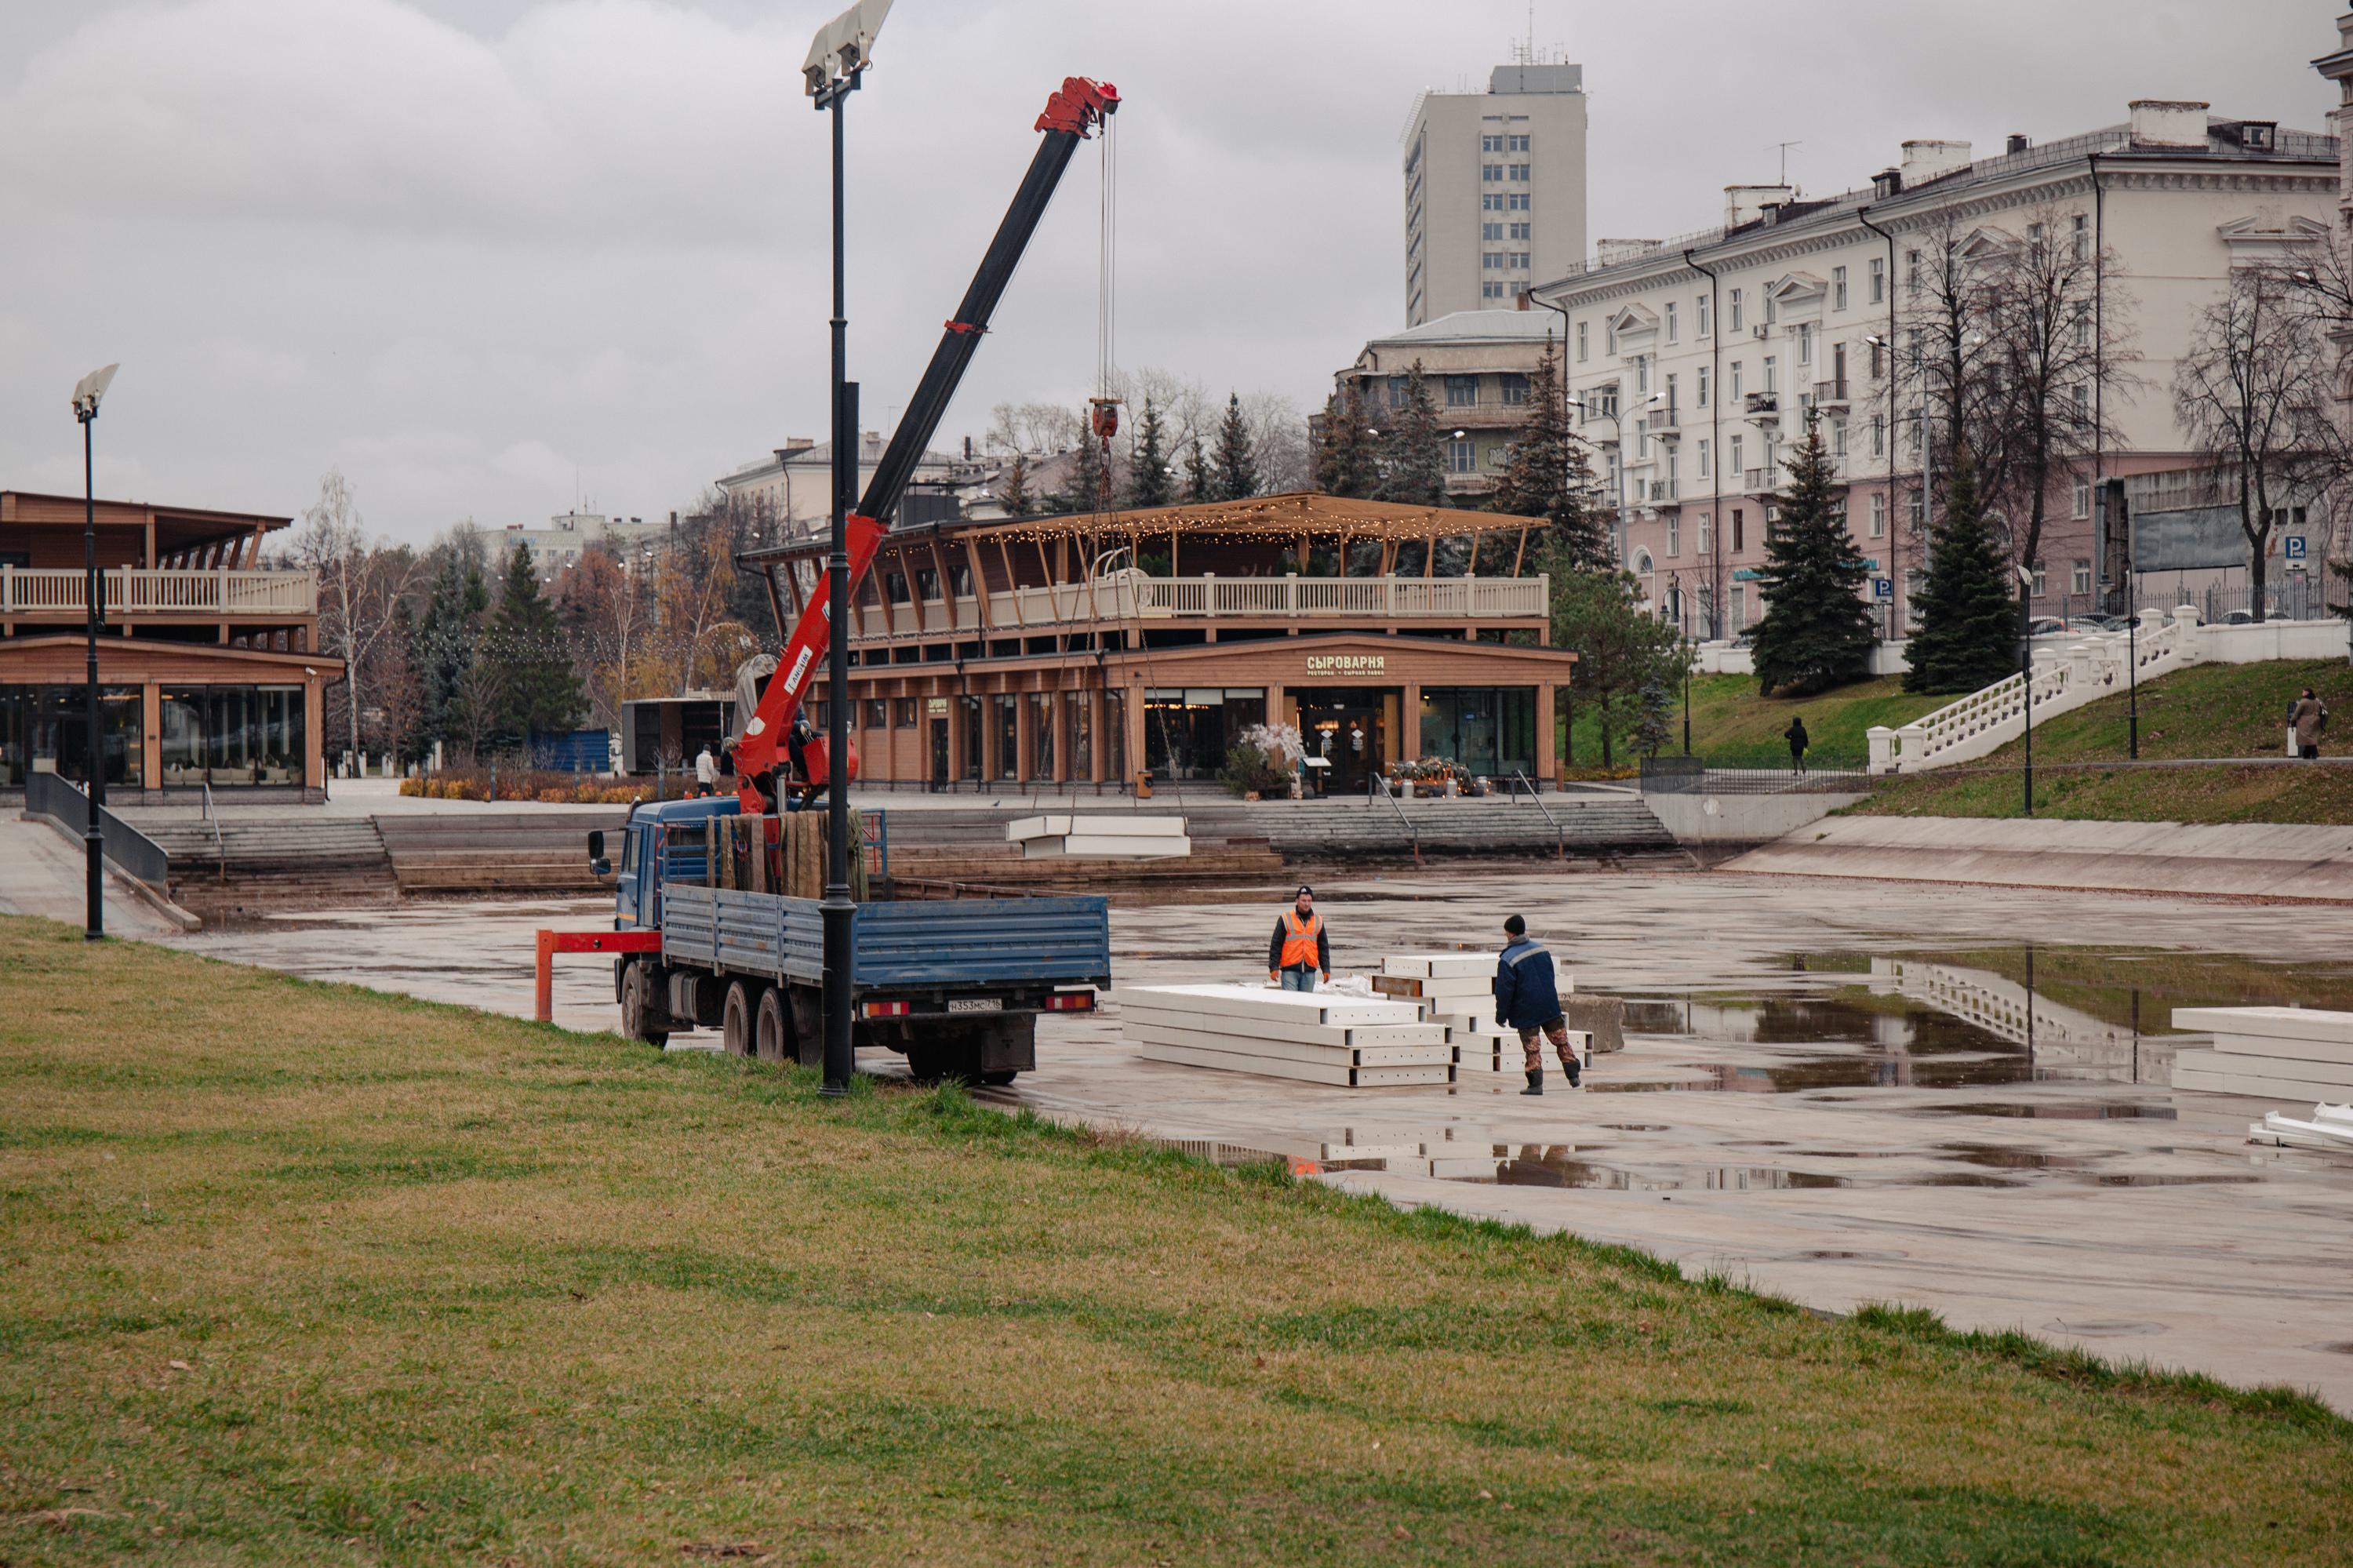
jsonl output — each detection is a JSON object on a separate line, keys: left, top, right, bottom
{"left": 1313, "top": 384, "right": 1379, "bottom": 498}
{"left": 1181, "top": 433, "right": 1211, "bottom": 504}
{"left": 1486, "top": 337, "right": 1609, "bottom": 569}
{"left": 416, "top": 548, "right": 488, "bottom": 754}
{"left": 1902, "top": 451, "right": 2020, "bottom": 694}
{"left": 1212, "top": 392, "right": 1258, "bottom": 501}
{"left": 998, "top": 451, "right": 1034, "bottom": 517}
{"left": 1378, "top": 361, "right": 1446, "bottom": 506}
{"left": 1751, "top": 412, "right": 1876, "bottom": 697}
{"left": 1125, "top": 397, "right": 1173, "bottom": 510}
{"left": 483, "top": 542, "right": 584, "bottom": 749}
{"left": 1052, "top": 415, "right": 1111, "bottom": 516}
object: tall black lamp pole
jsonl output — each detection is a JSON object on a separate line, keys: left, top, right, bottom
{"left": 807, "top": 1, "right": 886, "bottom": 1097}
{"left": 71, "top": 364, "right": 118, "bottom": 942}
{"left": 2020, "top": 566, "right": 2035, "bottom": 818}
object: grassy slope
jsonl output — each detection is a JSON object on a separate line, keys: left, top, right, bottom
{"left": 1565, "top": 674, "right": 1946, "bottom": 769}
{"left": 3, "top": 919, "right": 2350, "bottom": 1566}
{"left": 1858, "top": 658, "right": 2353, "bottom": 824}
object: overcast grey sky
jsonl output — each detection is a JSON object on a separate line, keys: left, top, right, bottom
{"left": 0, "top": 0, "right": 2335, "bottom": 544}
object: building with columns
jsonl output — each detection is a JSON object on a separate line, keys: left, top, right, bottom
{"left": 740, "top": 494, "right": 1576, "bottom": 790}
{"left": 1527, "top": 99, "right": 2337, "bottom": 638}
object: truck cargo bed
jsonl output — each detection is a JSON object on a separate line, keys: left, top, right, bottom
{"left": 659, "top": 884, "right": 1111, "bottom": 991}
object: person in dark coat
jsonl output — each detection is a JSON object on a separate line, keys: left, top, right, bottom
{"left": 2292, "top": 687, "right": 2329, "bottom": 759}
{"left": 1784, "top": 715, "right": 1809, "bottom": 773}
{"left": 1494, "top": 914, "right": 1580, "bottom": 1095}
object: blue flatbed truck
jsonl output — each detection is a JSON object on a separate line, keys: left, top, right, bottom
{"left": 593, "top": 796, "right": 1110, "bottom": 1084}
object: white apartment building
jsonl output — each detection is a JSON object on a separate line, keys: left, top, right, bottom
{"left": 1337, "top": 310, "right": 1566, "bottom": 500}
{"left": 716, "top": 432, "right": 964, "bottom": 539}
{"left": 1403, "top": 62, "right": 1589, "bottom": 326}
{"left": 496, "top": 511, "right": 674, "bottom": 578}
{"left": 1529, "top": 100, "right": 2337, "bottom": 638}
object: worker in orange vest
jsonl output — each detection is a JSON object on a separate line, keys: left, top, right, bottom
{"left": 1267, "top": 885, "right": 1332, "bottom": 993}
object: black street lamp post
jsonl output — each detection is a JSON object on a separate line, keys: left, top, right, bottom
{"left": 71, "top": 364, "right": 118, "bottom": 942}
{"left": 806, "top": 0, "right": 888, "bottom": 1097}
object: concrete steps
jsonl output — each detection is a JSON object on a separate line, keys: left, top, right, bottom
{"left": 129, "top": 814, "right": 398, "bottom": 919}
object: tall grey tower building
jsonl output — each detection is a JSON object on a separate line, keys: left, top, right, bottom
{"left": 1402, "top": 63, "right": 1589, "bottom": 326}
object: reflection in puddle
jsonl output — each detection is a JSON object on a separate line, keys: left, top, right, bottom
{"left": 1922, "top": 1102, "right": 2179, "bottom": 1120}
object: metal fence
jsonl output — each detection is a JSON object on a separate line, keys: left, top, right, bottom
{"left": 1638, "top": 755, "right": 1873, "bottom": 795}
{"left": 24, "top": 770, "right": 171, "bottom": 886}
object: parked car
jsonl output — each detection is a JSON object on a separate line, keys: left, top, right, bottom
{"left": 2027, "top": 617, "right": 2071, "bottom": 637}
{"left": 2220, "top": 609, "right": 2257, "bottom": 625}
{"left": 2064, "top": 617, "right": 2113, "bottom": 635}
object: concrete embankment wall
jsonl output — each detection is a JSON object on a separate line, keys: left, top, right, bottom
{"left": 1726, "top": 815, "right": 2353, "bottom": 901}
{"left": 1644, "top": 789, "right": 1867, "bottom": 850}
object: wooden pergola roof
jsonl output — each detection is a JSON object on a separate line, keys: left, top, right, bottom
{"left": 740, "top": 490, "right": 1542, "bottom": 566}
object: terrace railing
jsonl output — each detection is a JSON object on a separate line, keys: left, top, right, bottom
{"left": 0, "top": 566, "right": 317, "bottom": 617}
{"left": 857, "top": 573, "right": 1549, "bottom": 641}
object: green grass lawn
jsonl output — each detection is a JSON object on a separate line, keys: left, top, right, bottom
{"left": 1564, "top": 675, "right": 1945, "bottom": 769}
{"left": 4, "top": 918, "right": 2350, "bottom": 1565}
{"left": 1857, "top": 659, "right": 2353, "bottom": 824}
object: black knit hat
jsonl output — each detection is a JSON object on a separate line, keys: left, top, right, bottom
{"left": 1296, "top": 885, "right": 1315, "bottom": 899}
{"left": 1504, "top": 914, "right": 1526, "bottom": 936}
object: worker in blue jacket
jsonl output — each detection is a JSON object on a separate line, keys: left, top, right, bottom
{"left": 1494, "top": 914, "right": 1580, "bottom": 1095}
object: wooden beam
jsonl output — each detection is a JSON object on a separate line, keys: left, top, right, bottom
{"left": 761, "top": 565, "right": 791, "bottom": 638}
{"left": 997, "top": 538, "right": 1023, "bottom": 628}
{"left": 966, "top": 541, "right": 993, "bottom": 631}
{"left": 928, "top": 537, "right": 958, "bottom": 631}
{"left": 902, "top": 542, "right": 926, "bottom": 633}
{"left": 1511, "top": 524, "right": 1531, "bottom": 577}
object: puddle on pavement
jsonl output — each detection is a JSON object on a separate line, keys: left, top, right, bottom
{"left": 1922, "top": 1102, "right": 2179, "bottom": 1120}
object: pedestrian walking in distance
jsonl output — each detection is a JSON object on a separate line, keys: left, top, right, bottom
{"left": 1784, "top": 715, "right": 1809, "bottom": 774}
{"left": 2292, "top": 686, "right": 2329, "bottom": 760}
{"left": 695, "top": 743, "right": 718, "bottom": 791}
{"left": 1268, "top": 885, "right": 1331, "bottom": 993}
{"left": 1494, "top": 914, "right": 1580, "bottom": 1095}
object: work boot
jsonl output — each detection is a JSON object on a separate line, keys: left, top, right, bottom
{"left": 1521, "top": 1068, "right": 1543, "bottom": 1097}
{"left": 1560, "top": 1055, "right": 1582, "bottom": 1088}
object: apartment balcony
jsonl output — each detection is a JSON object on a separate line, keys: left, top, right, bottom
{"left": 1642, "top": 406, "right": 1678, "bottom": 434}
{"left": 852, "top": 572, "right": 1550, "bottom": 645}
{"left": 1811, "top": 379, "right": 1850, "bottom": 409}
{"left": 1743, "top": 391, "right": 1780, "bottom": 418}
{"left": 1, "top": 566, "right": 318, "bottom": 621}
{"left": 1742, "top": 468, "right": 1777, "bottom": 493}
{"left": 1646, "top": 479, "right": 1679, "bottom": 505}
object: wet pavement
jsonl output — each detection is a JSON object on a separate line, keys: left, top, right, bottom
{"left": 161, "top": 869, "right": 2353, "bottom": 1411}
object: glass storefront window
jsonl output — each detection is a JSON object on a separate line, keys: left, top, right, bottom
{"left": 1028, "top": 692, "right": 1056, "bottom": 780}
{"left": 960, "top": 697, "right": 983, "bottom": 780}
{"left": 160, "top": 685, "right": 305, "bottom": 785}
{"left": 1144, "top": 687, "right": 1265, "bottom": 780}
{"left": 995, "top": 695, "right": 1018, "bottom": 780}
{"left": 1417, "top": 686, "right": 1534, "bottom": 779}
{"left": 1071, "top": 696, "right": 1093, "bottom": 780}
{"left": 1103, "top": 690, "right": 1126, "bottom": 782}
{"left": 0, "top": 686, "right": 143, "bottom": 788}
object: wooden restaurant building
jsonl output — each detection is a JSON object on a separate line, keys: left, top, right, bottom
{"left": 742, "top": 493, "right": 1577, "bottom": 791}
{"left": 0, "top": 490, "right": 336, "bottom": 797}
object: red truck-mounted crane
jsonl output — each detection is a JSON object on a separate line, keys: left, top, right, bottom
{"left": 731, "top": 75, "right": 1119, "bottom": 816}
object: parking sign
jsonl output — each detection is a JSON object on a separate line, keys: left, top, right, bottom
{"left": 2285, "top": 536, "right": 2308, "bottom": 560}
{"left": 1871, "top": 577, "right": 1893, "bottom": 601}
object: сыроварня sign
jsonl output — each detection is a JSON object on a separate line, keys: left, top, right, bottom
{"left": 1304, "top": 653, "right": 1386, "bottom": 675}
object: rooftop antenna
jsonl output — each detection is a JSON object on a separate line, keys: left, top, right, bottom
{"left": 1776, "top": 140, "right": 1801, "bottom": 187}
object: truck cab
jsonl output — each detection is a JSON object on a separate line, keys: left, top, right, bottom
{"left": 601, "top": 795, "right": 740, "bottom": 935}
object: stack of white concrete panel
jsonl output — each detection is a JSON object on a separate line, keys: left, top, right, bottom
{"left": 2171, "top": 1006, "right": 2353, "bottom": 1104}
{"left": 1377, "top": 952, "right": 1585, "bottom": 1078}
{"left": 1115, "top": 983, "right": 1450, "bottom": 1086}
{"left": 1007, "top": 813, "right": 1191, "bottom": 860}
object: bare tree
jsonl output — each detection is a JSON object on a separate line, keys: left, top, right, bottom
{"left": 1979, "top": 203, "right": 2138, "bottom": 595}
{"left": 2173, "top": 264, "right": 2340, "bottom": 623}
{"left": 985, "top": 402, "right": 1085, "bottom": 455}
{"left": 1240, "top": 391, "right": 1310, "bottom": 493}
{"left": 1896, "top": 208, "right": 2008, "bottom": 508}
{"left": 289, "top": 471, "right": 424, "bottom": 767}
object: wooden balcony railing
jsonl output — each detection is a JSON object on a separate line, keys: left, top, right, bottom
{"left": 857, "top": 572, "right": 1549, "bottom": 641}
{"left": 0, "top": 567, "right": 318, "bottom": 618}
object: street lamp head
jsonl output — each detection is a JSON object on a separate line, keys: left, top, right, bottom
{"left": 71, "top": 363, "right": 118, "bottom": 423}
{"left": 1451, "top": 428, "right": 1467, "bottom": 439}
{"left": 804, "top": 0, "right": 891, "bottom": 96}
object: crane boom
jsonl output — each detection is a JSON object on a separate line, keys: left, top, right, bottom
{"left": 733, "top": 75, "right": 1118, "bottom": 811}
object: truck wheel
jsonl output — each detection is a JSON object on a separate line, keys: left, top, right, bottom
{"left": 978, "top": 1069, "right": 1020, "bottom": 1086}
{"left": 722, "top": 980, "right": 757, "bottom": 1058}
{"left": 755, "top": 987, "right": 792, "bottom": 1064}
{"left": 620, "top": 961, "right": 669, "bottom": 1050}
{"left": 904, "top": 1045, "right": 948, "bottom": 1084}
{"left": 790, "top": 989, "right": 823, "bottom": 1069}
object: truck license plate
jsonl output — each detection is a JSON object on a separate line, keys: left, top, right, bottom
{"left": 947, "top": 997, "right": 1003, "bottom": 1014}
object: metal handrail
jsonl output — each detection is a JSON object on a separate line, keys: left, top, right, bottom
{"left": 201, "top": 780, "right": 226, "bottom": 879}
{"left": 1510, "top": 770, "right": 1566, "bottom": 861}
{"left": 24, "top": 770, "right": 171, "bottom": 886}
{"left": 1369, "top": 775, "right": 1420, "bottom": 864}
